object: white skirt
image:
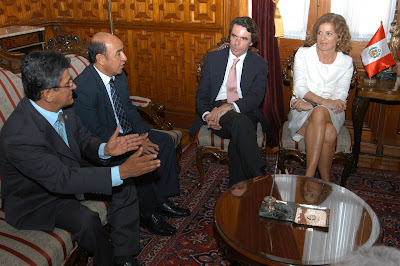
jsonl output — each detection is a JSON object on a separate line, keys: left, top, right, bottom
{"left": 287, "top": 105, "right": 345, "bottom": 142}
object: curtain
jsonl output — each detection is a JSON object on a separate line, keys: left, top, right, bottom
{"left": 332, "top": 0, "right": 397, "bottom": 42}
{"left": 277, "top": 0, "right": 310, "bottom": 40}
{"left": 252, "top": 0, "right": 285, "bottom": 148}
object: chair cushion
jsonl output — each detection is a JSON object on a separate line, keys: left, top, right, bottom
{"left": 0, "top": 68, "right": 24, "bottom": 131}
{"left": 279, "top": 121, "right": 352, "bottom": 153}
{"left": 152, "top": 129, "right": 182, "bottom": 148}
{"left": 130, "top": 96, "right": 151, "bottom": 107}
{"left": 66, "top": 54, "right": 90, "bottom": 79}
{"left": 196, "top": 122, "right": 267, "bottom": 152}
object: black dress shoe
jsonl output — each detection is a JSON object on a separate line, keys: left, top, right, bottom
{"left": 113, "top": 257, "right": 139, "bottom": 266}
{"left": 140, "top": 213, "right": 177, "bottom": 236}
{"left": 156, "top": 200, "right": 191, "bottom": 218}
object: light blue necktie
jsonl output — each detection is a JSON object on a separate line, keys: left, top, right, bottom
{"left": 55, "top": 112, "right": 83, "bottom": 199}
{"left": 55, "top": 113, "right": 69, "bottom": 147}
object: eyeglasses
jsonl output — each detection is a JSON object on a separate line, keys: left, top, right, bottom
{"left": 53, "top": 79, "right": 74, "bottom": 90}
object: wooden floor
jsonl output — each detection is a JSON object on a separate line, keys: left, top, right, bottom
{"left": 178, "top": 128, "right": 400, "bottom": 172}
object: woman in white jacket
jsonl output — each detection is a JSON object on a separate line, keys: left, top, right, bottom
{"left": 288, "top": 13, "right": 353, "bottom": 181}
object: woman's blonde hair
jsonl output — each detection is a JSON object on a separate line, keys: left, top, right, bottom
{"left": 306, "top": 13, "right": 352, "bottom": 55}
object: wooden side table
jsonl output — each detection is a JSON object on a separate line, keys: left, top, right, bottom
{"left": 0, "top": 25, "right": 45, "bottom": 54}
{"left": 351, "top": 77, "right": 400, "bottom": 172}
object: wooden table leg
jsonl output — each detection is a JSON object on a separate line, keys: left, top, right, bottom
{"left": 351, "top": 95, "right": 370, "bottom": 173}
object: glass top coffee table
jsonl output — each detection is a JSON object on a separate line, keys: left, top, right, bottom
{"left": 214, "top": 175, "right": 381, "bottom": 265}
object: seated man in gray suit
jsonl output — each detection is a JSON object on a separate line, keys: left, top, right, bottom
{"left": 74, "top": 32, "right": 190, "bottom": 237}
{"left": 0, "top": 50, "right": 160, "bottom": 265}
{"left": 190, "top": 17, "right": 271, "bottom": 189}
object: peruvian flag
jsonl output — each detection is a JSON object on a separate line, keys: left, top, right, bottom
{"left": 361, "top": 23, "right": 396, "bottom": 78}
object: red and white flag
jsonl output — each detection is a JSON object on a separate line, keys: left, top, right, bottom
{"left": 361, "top": 23, "right": 396, "bottom": 78}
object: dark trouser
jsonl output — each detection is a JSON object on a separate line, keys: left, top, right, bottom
{"left": 212, "top": 107, "right": 266, "bottom": 187}
{"left": 54, "top": 182, "right": 140, "bottom": 265}
{"left": 134, "top": 129, "right": 180, "bottom": 218}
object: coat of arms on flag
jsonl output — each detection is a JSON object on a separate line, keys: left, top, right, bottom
{"left": 361, "top": 23, "right": 396, "bottom": 78}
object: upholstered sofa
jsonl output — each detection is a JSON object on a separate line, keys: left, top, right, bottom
{"left": 0, "top": 33, "right": 182, "bottom": 265}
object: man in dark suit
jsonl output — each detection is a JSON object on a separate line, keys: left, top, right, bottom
{"left": 190, "top": 17, "right": 270, "bottom": 188}
{"left": 0, "top": 51, "right": 161, "bottom": 265}
{"left": 73, "top": 32, "right": 190, "bottom": 237}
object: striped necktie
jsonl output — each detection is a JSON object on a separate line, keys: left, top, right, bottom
{"left": 109, "top": 79, "right": 133, "bottom": 134}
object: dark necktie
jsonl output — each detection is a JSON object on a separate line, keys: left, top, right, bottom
{"left": 109, "top": 79, "right": 132, "bottom": 134}
{"left": 226, "top": 58, "right": 240, "bottom": 103}
{"left": 55, "top": 112, "right": 69, "bottom": 147}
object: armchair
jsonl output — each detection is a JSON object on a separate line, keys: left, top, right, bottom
{"left": 194, "top": 38, "right": 269, "bottom": 188}
{"left": 278, "top": 46, "right": 358, "bottom": 187}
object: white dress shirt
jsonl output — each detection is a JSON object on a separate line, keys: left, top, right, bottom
{"left": 93, "top": 66, "right": 124, "bottom": 134}
{"left": 202, "top": 49, "right": 247, "bottom": 121}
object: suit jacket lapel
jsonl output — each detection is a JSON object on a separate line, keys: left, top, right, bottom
{"left": 62, "top": 111, "right": 81, "bottom": 161}
{"left": 212, "top": 48, "right": 229, "bottom": 101}
{"left": 22, "top": 98, "right": 79, "bottom": 162}
{"left": 240, "top": 51, "right": 255, "bottom": 93}
{"left": 87, "top": 65, "right": 116, "bottom": 122}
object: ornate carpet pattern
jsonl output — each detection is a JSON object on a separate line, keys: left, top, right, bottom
{"left": 137, "top": 144, "right": 400, "bottom": 265}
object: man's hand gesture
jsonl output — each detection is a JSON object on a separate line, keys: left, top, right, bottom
{"left": 104, "top": 127, "right": 143, "bottom": 156}
{"left": 119, "top": 147, "right": 161, "bottom": 179}
{"left": 140, "top": 132, "right": 160, "bottom": 155}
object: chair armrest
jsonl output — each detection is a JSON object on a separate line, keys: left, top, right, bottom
{"left": 130, "top": 96, "right": 173, "bottom": 130}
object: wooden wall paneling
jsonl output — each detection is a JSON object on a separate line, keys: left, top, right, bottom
{"left": 51, "top": 0, "right": 108, "bottom": 24}
{"left": 187, "top": 31, "right": 223, "bottom": 99}
{"left": 0, "top": 0, "right": 22, "bottom": 25}
{"left": 160, "top": 31, "right": 185, "bottom": 105}
{"left": 24, "top": 0, "right": 47, "bottom": 22}
{"left": 0, "top": 0, "right": 48, "bottom": 26}
{"left": 79, "top": 0, "right": 103, "bottom": 21}
{"left": 107, "top": 0, "right": 130, "bottom": 22}
{"left": 158, "top": 0, "right": 185, "bottom": 23}
{"left": 130, "top": 0, "right": 156, "bottom": 22}
{"left": 129, "top": 29, "right": 158, "bottom": 99}
{"left": 51, "top": 0, "right": 75, "bottom": 20}
{"left": 189, "top": 0, "right": 218, "bottom": 24}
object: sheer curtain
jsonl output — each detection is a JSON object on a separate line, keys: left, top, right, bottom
{"left": 252, "top": 0, "right": 286, "bottom": 148}
{"left": 275, "top": 0, "right": 396, "bottom": 41}
{"left": 332, "top": 0, "right": 397, "bottom": 41}
{"left": 277, "top": 0, "right": 310, "bottom": 40}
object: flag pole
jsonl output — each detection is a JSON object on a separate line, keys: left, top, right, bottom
{"left": 108, "top": 0, "right": 114, "bottom": 35}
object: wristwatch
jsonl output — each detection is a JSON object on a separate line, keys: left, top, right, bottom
{"left": 229, "top": 102, "right": 236, "bottom": 111}
{"left": 310, "top": 101, "right": 318, "bottom": 108}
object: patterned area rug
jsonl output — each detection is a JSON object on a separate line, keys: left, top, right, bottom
{"left": 137, "top": 143, "right": 400, "bottom": 265}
